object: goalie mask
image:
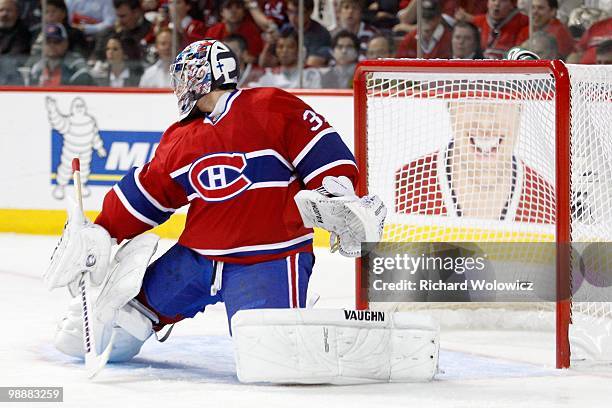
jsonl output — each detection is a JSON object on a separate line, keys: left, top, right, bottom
{"left": 170, "top": 40, "right": 240, "bottom": 120}
{"left": 504, "top": 46, "right": 540, "bottom": 61}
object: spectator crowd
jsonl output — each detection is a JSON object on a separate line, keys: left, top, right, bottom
{"left": 0, "top": 0, "right": 611, "bottom": 88}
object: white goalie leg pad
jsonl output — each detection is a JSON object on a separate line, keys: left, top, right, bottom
{"left": 54, "top": 233, "right": 160, "bottom": 361}
{"left": 94, "top": 233, "right": 159, "bottom": 329}
{"left": 231, "top": 309, "right": 439, "bottom": 384}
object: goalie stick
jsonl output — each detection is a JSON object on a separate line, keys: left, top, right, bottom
{"left": 72, "top": 158, "right": 116, "bottom": 378}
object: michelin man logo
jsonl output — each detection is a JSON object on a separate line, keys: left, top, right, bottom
{"left": 46, "top": 97, "right": 107, "bottom": 199}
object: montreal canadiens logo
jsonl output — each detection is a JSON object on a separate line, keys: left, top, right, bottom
{"left": 188, "top": 153, "right": 252, "bottom": 202}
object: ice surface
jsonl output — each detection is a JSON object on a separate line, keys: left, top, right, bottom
{"left": 1, "top": 234, "right": 611, "bottom": 408}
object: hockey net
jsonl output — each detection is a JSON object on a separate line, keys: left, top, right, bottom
{"left": 354, "top": 60, "right": 612, "bottom": 368}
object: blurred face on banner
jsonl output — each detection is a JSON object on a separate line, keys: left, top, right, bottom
{"left": 449, "top": 101, "right": 521, "bottom": 176}
{"left": 531, "top": 0, "right": 557, "bottom": 29}
{"left": 487, "top": 0, "right": 515, "bottom": 22}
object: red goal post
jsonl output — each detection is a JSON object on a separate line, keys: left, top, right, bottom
{"left": 353, "top": 59, "right": 580, "bottom": 368}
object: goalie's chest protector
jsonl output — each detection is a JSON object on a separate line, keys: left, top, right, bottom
{"left": 159, "top": 88, "right": 356, "bottom": 263}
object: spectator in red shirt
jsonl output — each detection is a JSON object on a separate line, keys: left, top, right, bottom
{"left": 206, "top": 0, "right": 264, "bottom": 62}
{"left": 398, "top": 0, "right": 485, "bottom": 16}
{"left": 396, "top": 0, "right": 452, "bottom": 59}
{"left": 452, "top": 1, "right": 489, "bottom": 17}
{"left": 395, "top": 0, "right": 487, "bottom": 34}
{"left": 515, "top": 0, "right": 574, "bottom": 59}
{"left": 243, "top": 0, "right": 286, "bottom": 32}
{"left": 261, "top": 0, "right": 288, "bottom": 28}
{"left": 568, "top": 17, "right": 612, "bottom": 64}
{"left": 470, "top": 0, "right": 528, "bottom": 59}
{"left": 164, "top": 0, "right": 207, "bottom": 48}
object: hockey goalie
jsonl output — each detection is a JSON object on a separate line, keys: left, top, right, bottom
{"left": 43, "top": 40, "right": 439, "bottom": 384}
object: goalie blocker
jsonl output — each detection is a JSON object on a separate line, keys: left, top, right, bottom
{"left": 232, "top": 308, "right": 439, "bottom": 384}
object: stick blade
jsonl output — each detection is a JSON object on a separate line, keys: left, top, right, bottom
{"left": 85, "top": 330, "right": 116, "bottom": 379}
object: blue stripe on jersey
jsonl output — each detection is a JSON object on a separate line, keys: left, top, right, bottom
{"left": 295, "top": 132, "right": 356, "bottom": 181}
{"left": 243, "top": 155, "right": 293, "bottom": 183}
{"left": 117, "top": 168, "right": 174, "bottom": 224}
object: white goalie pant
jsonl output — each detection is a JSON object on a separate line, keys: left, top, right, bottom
{"left": 231, "top": 309, "right": 440, "bottom": 384}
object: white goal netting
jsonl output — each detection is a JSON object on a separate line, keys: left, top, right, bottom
{"left": 360, "top": 62, "right": 612, "bottom": 363}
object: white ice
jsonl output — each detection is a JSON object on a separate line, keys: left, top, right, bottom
{"left": 1, "top": 233, "right": 612, "bottom": 408}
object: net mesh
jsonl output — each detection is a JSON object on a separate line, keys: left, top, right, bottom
{"left": 568, "top": 66, "right": 612, "bottom": 356}
{"left": 361, "top": 63, "right": 612, "bottom": 361}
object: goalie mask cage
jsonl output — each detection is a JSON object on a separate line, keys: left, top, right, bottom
{"left": 353, "top": 60, "right": 612, "bottom": 369}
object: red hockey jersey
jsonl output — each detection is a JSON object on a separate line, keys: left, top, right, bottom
{"left": 395, "top": 150, "right": 555, "bottom": 223}
{"left": 95, "top": 88, "right": 358, "bottom": 263}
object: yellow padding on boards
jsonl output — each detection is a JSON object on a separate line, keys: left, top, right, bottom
{"left": 383, "top": 223, "right": 555, "bottom": 243}
{"left": 381, "top": 222, "right": 556, "bottom": 264}
{"left": 0, "top": 209, "right": 332, "bottom": 247}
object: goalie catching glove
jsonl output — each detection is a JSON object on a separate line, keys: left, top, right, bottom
{"left": 294, "top": 176, "right": 386, "bottom": 257}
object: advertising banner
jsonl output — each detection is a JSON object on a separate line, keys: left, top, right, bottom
{"left": 0, "top": 88, "right": 353, "bottom": 242}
